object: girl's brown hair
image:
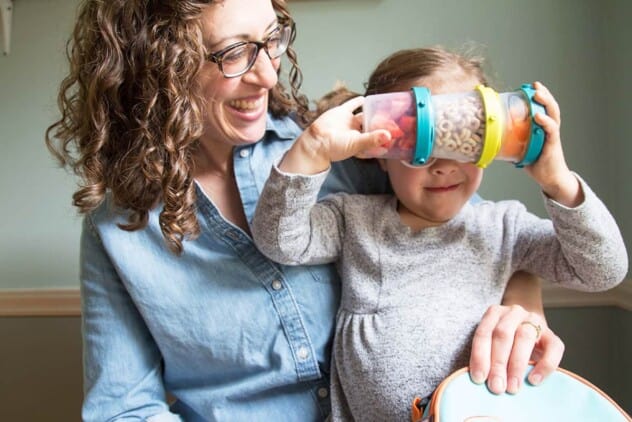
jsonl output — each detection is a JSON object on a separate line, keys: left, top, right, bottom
{"left": 45, "top": 0, "right": 308, "bottom": 254}
{"left": 309, "top": 46, "right": 488, "bottom": 123}
{"left": 365, "top": 46, "right": 488, "bottom": 95}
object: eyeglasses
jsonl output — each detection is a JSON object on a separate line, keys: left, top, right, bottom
{"left": 206, "top": 22, "right": 294, "bottom": 78}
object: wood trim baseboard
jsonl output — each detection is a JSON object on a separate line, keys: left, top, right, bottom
{"left": 543, "top": 278, "right": 632, "bottom": 311}
{"left": 0, "top": 278, "right": 630, "bottom": 317}
{"left": 0, "top": 288, "right": 81, "bottom": 317}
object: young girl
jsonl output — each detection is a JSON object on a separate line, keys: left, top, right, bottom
{"left": 251, "top": 47, "right": 628, "bottom": 421}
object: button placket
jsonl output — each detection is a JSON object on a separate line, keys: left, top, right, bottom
{"left": 229, "top": 237, "right": 321, "bottom": 381}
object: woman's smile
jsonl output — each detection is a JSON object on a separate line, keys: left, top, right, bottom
{"left": 228, "top": 95, "right": 266, "bottom": 115}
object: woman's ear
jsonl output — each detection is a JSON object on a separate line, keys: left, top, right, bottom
{"left": 378, "top": 159, "right": 388, "bottom": 171}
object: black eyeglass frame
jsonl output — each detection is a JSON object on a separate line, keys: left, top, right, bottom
{"left": 206, "top": 22, "right": 295, "bottom": 78}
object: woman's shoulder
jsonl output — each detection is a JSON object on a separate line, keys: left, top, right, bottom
{"left": 87, "top": 192, "right": 131, "bottom": 225}
{"left": 82, "top": 192, "right": 171, "bottom": 256}
{"left": 85, "top": 192, "right": 161, "bottom": 238}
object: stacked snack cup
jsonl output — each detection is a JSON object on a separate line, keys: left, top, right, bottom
{"left": 362, "top": 84, "right": 546, "bottom": 168}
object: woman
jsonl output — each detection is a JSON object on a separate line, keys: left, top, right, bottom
{"left": 46, "top": 0, "right": 563, "bottom": 420}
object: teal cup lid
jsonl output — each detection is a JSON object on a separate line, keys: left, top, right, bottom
{"left": 411, "top": 87, "right": 434, "bottom": 165}
{"left": 515, "top": 84, "right": 546, "bottom": 168}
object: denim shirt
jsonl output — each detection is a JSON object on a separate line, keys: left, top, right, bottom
{"left": 80, "top": 115, "right": 390, "bottom": 421}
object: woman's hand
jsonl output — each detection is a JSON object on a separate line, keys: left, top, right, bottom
{"left": 280, "top": 96, "right": 390, "bottom": 175}
{"left": 469, "top": 304, "right": 565, "bottom": 394}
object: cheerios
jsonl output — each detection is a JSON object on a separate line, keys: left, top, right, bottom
{"left": 457, "top": 128, "right": 472, "bottom": 142}
{"left": 432, "top": 94, "right": 488, "bottom": 161}
{"left": 438, "top": 119, "right": 453, "bottom": 133}
{"left": 459, "top": 143, "right": 474, "bottom": 155}
{"left": 443, "top": 139, "right": 458, "bottom": 152}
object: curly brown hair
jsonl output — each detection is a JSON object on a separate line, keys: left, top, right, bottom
{"left": 45, "top": 0, "right": 308, "bottom": 254}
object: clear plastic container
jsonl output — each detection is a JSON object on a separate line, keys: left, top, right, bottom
{"left": 362, "top": 84, "right": 545, "bottom": 168}
{"left": 496, "top": 90, "right": 534, "bottom": 162}
{"left": 361, "top": 91, "right": 417, "bottom": 160}
{"left": 430, "top": 90, "right": 486, "bottom": 163}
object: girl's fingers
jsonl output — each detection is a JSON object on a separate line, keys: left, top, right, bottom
{"left": 348, "top": 129, "right": 390, "bottom": 155}
{"left": 339, "top": 95, "right": 365, "bottom": 113}
{"left": 533, "top": 81, "right": 561, "bottom": 123}
{"left": 534, "top": 112, "right": 560, "bottom": 139}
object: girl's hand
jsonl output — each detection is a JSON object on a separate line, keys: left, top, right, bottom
{"left": 280, "top": 96, "right": 391, "bottom": 175}
{"left": 524, "top": 82, "right": 583, "bottom": 207}
{"left": 469, "top": 304, "right": 565, "bottom": 394}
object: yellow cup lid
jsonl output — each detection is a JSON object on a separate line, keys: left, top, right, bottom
{"left": 474, "top": 85, "right": 503, "bottom": 168}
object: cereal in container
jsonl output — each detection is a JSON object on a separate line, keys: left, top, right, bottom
{"left": 362, "top": 84, "right": 546, "bottom": 168}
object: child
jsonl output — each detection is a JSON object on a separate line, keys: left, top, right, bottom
{"left": 251, "top": 47, "right": 628, "bottom": 421}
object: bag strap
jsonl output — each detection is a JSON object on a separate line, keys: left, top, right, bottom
{"left": 411, "top": 395, "right": 431, "bottom": 422}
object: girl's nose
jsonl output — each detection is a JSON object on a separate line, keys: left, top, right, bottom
{"left": 429, "top": 159, "right": 458, "bottom": 175}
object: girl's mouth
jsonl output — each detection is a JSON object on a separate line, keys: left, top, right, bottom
{"left": 425, "top": 184, "right": 460, "bottom": 193}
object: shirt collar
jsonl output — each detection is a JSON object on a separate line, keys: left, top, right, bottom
{"left": 266, "top": 113, "right": 302, "bottom": 140}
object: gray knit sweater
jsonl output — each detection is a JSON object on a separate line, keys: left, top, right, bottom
{"left": 251, "top": 165, "right": 628, "bottom": 422}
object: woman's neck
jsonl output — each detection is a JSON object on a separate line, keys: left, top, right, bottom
{"left": 192, "top": 141, "right": 251, "bottom": 233}
{"left": 193, "top": 141, "right": 233, "bottom": 179}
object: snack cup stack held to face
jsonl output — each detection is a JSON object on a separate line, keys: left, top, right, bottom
{"left": 362, "top": 85, "right": 544, "bottom": 167}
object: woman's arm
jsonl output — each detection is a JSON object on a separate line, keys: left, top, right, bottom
{"left": 469, "top": 271, "right": 565, "bottom": 395}
{"left": 501, "top": 271, "right": 544, "bottom": 313}
{"left": 81, "top": 217, "right": 179, "bottom": 421}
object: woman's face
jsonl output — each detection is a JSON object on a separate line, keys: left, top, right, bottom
{"left": 197, "top": 0, "right": 280, "bottom": 149}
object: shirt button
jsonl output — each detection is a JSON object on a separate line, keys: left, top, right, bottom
{"left": 239, "top": 149, "right": 250, "bottom": 158}
{"left": 271, "top": 280, "right": 283, "bottom": 290}
{"left": 297, "top": 347, "right": 310, "bottom": 360}
{"left": 317, "top": 387, "right": 329, "bottom": 398}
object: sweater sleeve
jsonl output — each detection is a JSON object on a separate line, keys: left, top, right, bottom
{"left": 251, "top": 163, "right": 346, "bottom": 266}
{"left": 512, "top": 173, "right": 628, "bottom": 292}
